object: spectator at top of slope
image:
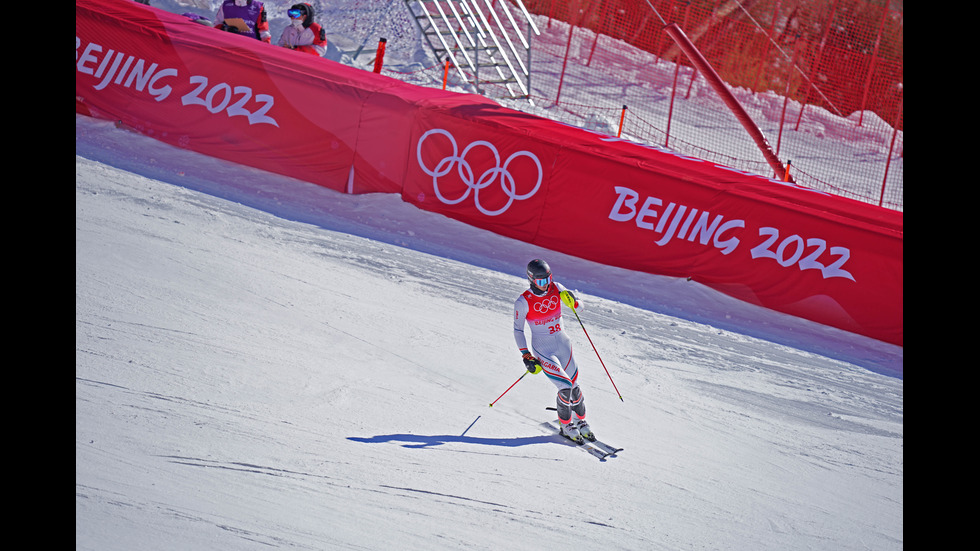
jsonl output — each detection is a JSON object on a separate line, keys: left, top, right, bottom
{"left": 277, "top": 3, "right": 327, "bottom": 58}
{"left": 214, "top": 0, "right": 271, "bottom": 43}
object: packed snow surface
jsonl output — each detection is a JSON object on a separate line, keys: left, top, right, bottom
{"left": 76, "top": 112, "right": 901, "bottom": 550}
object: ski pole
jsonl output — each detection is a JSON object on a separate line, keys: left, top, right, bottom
{"left": 569, "top": 304, "right": 624, "bottom": 402}
{"left": 489, "top": 372, "right": 527, "bottom": 407}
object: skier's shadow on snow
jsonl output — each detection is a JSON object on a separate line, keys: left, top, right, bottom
{"left": 347, "top": 433, "right": 556, "bottom": 449}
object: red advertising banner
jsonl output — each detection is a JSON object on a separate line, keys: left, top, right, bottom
{"left": 75, "top": 0, "right": 431, "bottom": 194}
{"left": 76, "top": 0, "right": 902, "bottom": 346}
{"left": 401, "top": 112, "right": 902, "bottom": 346}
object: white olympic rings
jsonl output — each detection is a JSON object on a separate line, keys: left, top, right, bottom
{"left": 533, "top": 296, "right": 560, "bottom": 313}
{"left": 416, "top": 128, "right": 543, "bottom": 216}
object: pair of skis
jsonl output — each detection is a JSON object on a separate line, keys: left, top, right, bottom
{"left": 549, "top": 421, "right": 623, "bottom": 461}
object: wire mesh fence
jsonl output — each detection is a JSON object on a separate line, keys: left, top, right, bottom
{"left": 325, "top": 0, "right": 903, "bottom": 211}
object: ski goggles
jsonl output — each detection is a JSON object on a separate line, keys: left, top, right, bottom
{"left": 287, "top": 9, "right": 306, "bottom": 19}
{"left": 530, "top": 274, "right": 552, "bottom": 288}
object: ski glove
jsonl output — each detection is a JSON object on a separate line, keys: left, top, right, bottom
{"left": 522, "top": 353, "right": 543, "bottom": 375}
{"left": 560, "top": 289, "right": 579, "bottom": 309}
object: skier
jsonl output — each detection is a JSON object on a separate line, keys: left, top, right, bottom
{"left": 513, "top": 259, "right": 593, "bottom": 443}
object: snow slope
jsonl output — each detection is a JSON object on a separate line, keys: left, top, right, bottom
{"left": 76, "top": 108, "right": 901, "bottom": 550}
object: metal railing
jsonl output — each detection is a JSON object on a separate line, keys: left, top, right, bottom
{"left": 407, "top": 0, "right": 540, "bottom": 99}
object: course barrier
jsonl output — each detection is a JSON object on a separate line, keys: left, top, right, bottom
{"left": 76, "top": 0, "right": 902, "bottom": 346}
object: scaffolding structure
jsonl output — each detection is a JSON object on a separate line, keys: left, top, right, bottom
{"left": 406, "top": 0, "right": 540, "bottom": 100}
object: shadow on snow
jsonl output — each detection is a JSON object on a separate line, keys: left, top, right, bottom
{"left": 347, "top": 434, "right": 557, "bottom": 449}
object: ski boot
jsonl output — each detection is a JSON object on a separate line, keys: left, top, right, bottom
{"left": 576, "top": 419, "right": 595, "bottom": 442}
{"left": 559, "top": 421, "right": 583, "bottom": 444}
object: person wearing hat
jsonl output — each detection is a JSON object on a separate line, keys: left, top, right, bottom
{"left": 277, "top": 3, "right": 327, "bottom": 57}
{"left": 213, "top": 0, "right": 271, "bottom": 43}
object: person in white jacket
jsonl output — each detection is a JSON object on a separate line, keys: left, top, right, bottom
{"left": 513, "top": 259, "right": 594, "bottom": 443}
{"left": 277, "top": 3, "right": 326, "bottom": 57}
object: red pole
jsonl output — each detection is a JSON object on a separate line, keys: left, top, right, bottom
{"left": 666, "top": 0, "right": 693, "bottom": 147}
{"left": 488, "top": 372, "right": 527, "bottom": 407}
{"left": 880, "top": 92, "right": 902, "bottom": 207}
{"left": 795, "top": 0, "right": 839, "bottom": 130}
{"left": 555, "top": 22, "right": 575, "bottom": 105}
{"left": 858, "top": 0, "right": 891, "bottom": 127}
{"left": 372, "top": 38, "right": 387, "bottom": 74}
{"left": 776, "top": 39, "right": 801, "bottom": 156}
{"left": 617, "top": 105, "right": 627, "bottom": 137}
{"left": 752, "top": 0, "right": 782, "bottom": 92}
{"left": 442, "top": 59, "right": 450, "bottom": 90}
{"left": 664, "top": 23, "right": 790, "bottom": 181}
{"left": 666, "top": 60, "right": 681, "bottom": 147}
{"left": 569, "top": 307, "right": 623, "bottom": 402}
{"left": 586, "top": 0, "right": 608, "bottom": 67}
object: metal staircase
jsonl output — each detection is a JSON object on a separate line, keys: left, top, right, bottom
{"left": 405, "top": 0, "right": 540, "bottom": 100}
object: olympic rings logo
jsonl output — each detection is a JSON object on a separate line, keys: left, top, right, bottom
{"left": 416, "top": 128, "right": 543, "bottom": 216}
{"left": 533, "top": 296, "right": 560, "bottom": 313}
